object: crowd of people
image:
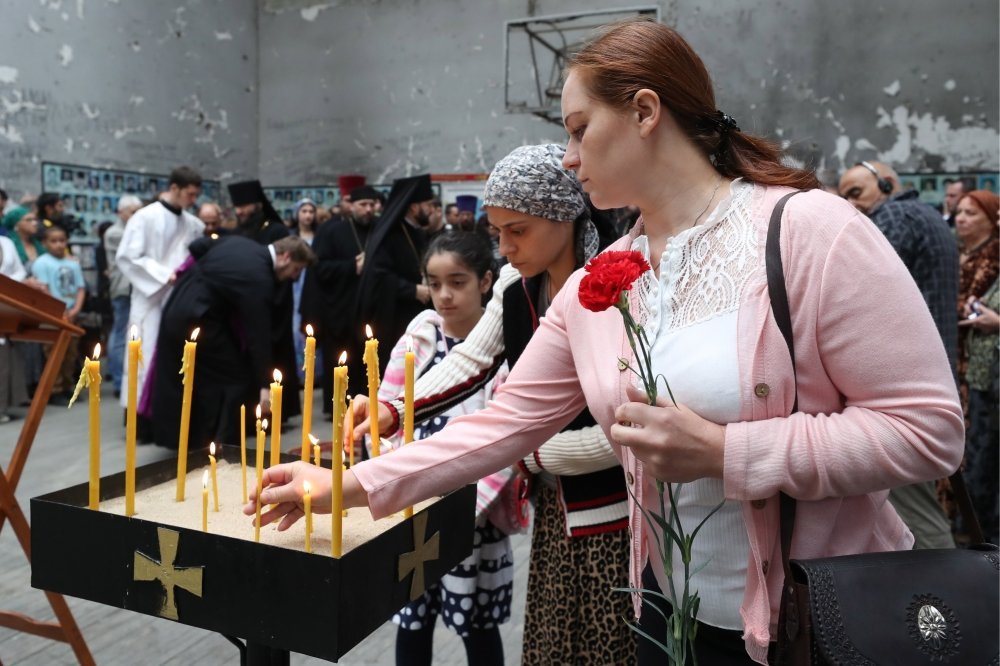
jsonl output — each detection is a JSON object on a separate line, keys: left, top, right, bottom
{"left": 0, "top": 17, "right": 996, "bottom": 666}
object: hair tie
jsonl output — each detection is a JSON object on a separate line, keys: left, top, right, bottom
{"left": 715, "top": 110, "right": 740, "bottom": 134}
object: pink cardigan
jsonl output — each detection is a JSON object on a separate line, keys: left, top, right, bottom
{"left": 353, "top": 185, "right": 964, "bottom": 663}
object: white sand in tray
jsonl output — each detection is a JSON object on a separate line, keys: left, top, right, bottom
{"left": 99, "top": 459, "right": 437, "bottom": 556}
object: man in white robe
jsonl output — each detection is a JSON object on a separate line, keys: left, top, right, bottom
{"left": 115, "top": 166, "right": 204, "bottom": 416}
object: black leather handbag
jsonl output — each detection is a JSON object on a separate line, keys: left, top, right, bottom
{"left": 765, "top": 192, "right": 1000, "bottom": 665}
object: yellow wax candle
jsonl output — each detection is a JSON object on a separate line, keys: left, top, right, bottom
{"left": 201, "top": 471, "right": 209, "bottom": 532}
{"left": 331, "top": 352, "right": 347, "bottom": 557}
{"left": 240, "top": 404, "right": 247, "bottom": 503}
{"left": 209, "top": 442, "right": 219, "bottom": 511}
{"left": 403, "top": 337, "right": 415, "bottom": 519}
{"left": 126, "top": 326, "right": 140, "bottom": 517}
{"left": 301, "top": 325, "right": 316, "bottom": 462}
{"left": 176, "top": 327, "right": 200, "bottom": 501}
{"left": 254, "top": 407, "right": 265, "bottom": 543}
{"left": 363, "top": 325, "right": 381, "bottom": 457}
{"left": 269, "top": 369, "right": 283, "bottom": 468}
{"left": 313, "top": 441, "right": 321, "bottom": 467}
{"left": 303, "top": 480, "right": 313, "bottom": 553}
{"left": 69, "top": 344, "right": 102, "bottom": 509}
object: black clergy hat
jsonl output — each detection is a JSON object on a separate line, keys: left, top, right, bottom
{"left": 350, "top": 185, "right": 380, "bottom": 203}
{"left": 388, "top": 174, "right": 435, "bottom": 207}
{"left": 228, "top": 179, "right": 267, "bottom": 206}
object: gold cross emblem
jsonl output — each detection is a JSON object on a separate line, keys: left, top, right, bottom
{"left": 133, "top": 527, "right": 204, "bottom": 620}
{"left": 398, "top": 512, "right": 440, "bottom": 600}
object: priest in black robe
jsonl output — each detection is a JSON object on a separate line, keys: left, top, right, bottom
{"left": 305, "top": 185, "right": 380, "bottom": 402}
{"left": 152, "top": 235, "right": 314, "bottom": 450}
{"left": 355, "top": 174, "right": 435, "bottom": 370}
{"left": 227, "top": 179, "right": 301, "bottom": 421}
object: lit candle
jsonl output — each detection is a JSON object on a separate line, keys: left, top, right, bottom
{"left": 201, "top": 471, "right": 209, "bottom": 532}
{"left": 126, "top": 326, "right": 140, "bottom": 517}
{"left": 403, "top": 336, "right": 415, "bottom": 519}
{"left": 240, "top": 404, "right": 247, "bottom": 503}
{"left": 176, "top": 327, "right": 200, "bottom": 501}
{"left": 301, "top": 324, "right": 316, "bottom": 462}
{"left": 303, "top": 480, "right": 313, "bottom": 553}
{"left": 363, "top": 325, "right": 381, "bottom": 457}
{"left": 312, "top": 439, "right": 321, "bottom": 467}
{"left": 209, "top": 442, "right": 219, "bottom": 512}
{"left": 68, "top": 344, "right": 102, "bottom": 509}
{"left": 331, "top": 353, "right": 347, "bottom": 557}
{"left": 254, "top": 407, "right": 265, "bottom": 543}
{"left": 269, "top": 369, "right": 283, "bottom": 468}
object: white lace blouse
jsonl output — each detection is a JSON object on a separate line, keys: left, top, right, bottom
{"left": 630, "top": 179, "right": 756, "bottom": 630}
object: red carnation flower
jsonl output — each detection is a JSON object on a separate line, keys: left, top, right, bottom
{"left": 578, "top": 250, "right": 651, "bottom": 313}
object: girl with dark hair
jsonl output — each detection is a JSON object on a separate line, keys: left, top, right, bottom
{"left": 252, "top": 21, "right": 961, "bottom": 665}
{"left": 374, "top": 231, "right": 508, "bottom": 666}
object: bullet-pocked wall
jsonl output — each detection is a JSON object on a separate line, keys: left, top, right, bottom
{"left": 0, "top": 0, "right": 259, "bottom": 201}
{"left": 257, "top": 0, "right": 999, "bottom": 185}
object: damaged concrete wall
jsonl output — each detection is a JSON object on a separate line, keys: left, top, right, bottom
{"left": 0, "top": 0, "right": 258, "bottom": 201}
{"left": 257, "top": 0, "right": 998, "bottom": 185}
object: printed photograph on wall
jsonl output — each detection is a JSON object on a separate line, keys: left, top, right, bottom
{"left": 41, "top": 161, "right": 221, "bottom": 240}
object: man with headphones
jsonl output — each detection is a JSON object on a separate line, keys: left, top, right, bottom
{"left": 838, "top": 160, "right": 896, "bottom": 214}
{"left": 838, "top": 160, "right": 960, "bottom": 549}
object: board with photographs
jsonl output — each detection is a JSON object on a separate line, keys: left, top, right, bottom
{"left": 41, "top": 161, "right": 222, "bottom": 240}
{"left": 263, "top": 183, "right": 441, "bottom": 223}
{"left": 897, "top": 171, "right": 999, "bottom": 212}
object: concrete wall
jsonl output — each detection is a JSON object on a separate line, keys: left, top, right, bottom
{"left": 2, "top": 1, "right": 995, "bottom": 199}
{"left": 0, "top": 0, "right": 259, "bottom": 201}
{"left": 258, "top": 0, "right": 999, "bottom": 186}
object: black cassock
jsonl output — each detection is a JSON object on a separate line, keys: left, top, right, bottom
{"left": 235, "top": 209, "right": 301, "bottom": 419}
{"left": 153, "top": 236, "right": 275, "bottom": 449}
{"left": 356, "top": 218, "right": 429, "bottom": 371}
{"left": 305, "top": 215, "right": 371, "bottom": 400}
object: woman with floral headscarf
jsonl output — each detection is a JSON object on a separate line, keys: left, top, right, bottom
{"left": 368, "top": 144, "right": 631, "bottom": 664}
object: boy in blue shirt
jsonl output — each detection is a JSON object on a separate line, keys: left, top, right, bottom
{"left": 31, "top": 226, "right": 85, "bottom": 403}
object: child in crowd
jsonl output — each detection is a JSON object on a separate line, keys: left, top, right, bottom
{"left": 378, "top": 232, "right": 512, "bottom": 666}
{"left": 30, "top": 225, "right": 85, "bottom": 403}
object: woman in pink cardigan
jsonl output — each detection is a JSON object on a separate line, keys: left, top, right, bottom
{"left": 248, "top": 20, "right": 963, "bottom": 665}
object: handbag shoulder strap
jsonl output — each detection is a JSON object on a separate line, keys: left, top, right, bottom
{"left": 766, "top": 192, "right": 985, "bottom": 578}
{"left": 763, "top": 192, "right": 801, "bottom": 583}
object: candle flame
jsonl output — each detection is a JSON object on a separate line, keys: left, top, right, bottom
{"left": 406, "top": 335, "right": 413, "bottom": 353}
{"left": 273, "top": 368, "right": 282, "bottom": 383}
{"left": 255, "top": 404, "right": 262, "bottom": 419}
{"left": 262, "top": 418, "right": 269, "bottom": 431}
{"left": 202, "top": 470, "right": 209, "bottom": 488}
{"left": 303, "top": 480, "right": 311, "bottom": 495}
{"left": 210, "top": 442, "right": 216, "bottom": 456}
{"left": 130, "top": 324, "right": 138, "bottom": 340}
{"left": 305, "top": 324, "right": 314, "bottom": 337}
{"left": 338, "top": 350, "right": 347, "bottom": 365}
{"left": 365, "top": 324, "right": 373, "bottom": 339}
{"left": 92, "top": 343, "right": 101, "bottom": 360}
{"left": 190, "top": 327, "right": 200, "bottom": 342}
{"left": 308, "top": 433, "right": 319, "bottom": 445}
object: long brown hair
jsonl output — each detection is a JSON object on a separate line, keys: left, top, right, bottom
{"left": 568, "top": 19, "right": 819, "bottom": 189}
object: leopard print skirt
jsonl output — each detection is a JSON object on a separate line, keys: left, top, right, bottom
{"left": 521, "top": 484, "right": 637, "bottom": 665}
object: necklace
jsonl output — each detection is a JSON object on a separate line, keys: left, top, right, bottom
{"left": 688, "top": 176, "right": 724, "bottom": 232}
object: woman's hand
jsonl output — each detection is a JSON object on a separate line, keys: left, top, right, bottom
{"left": 959, "top": 296, "right": 1000, "bottom": 333}
{"left": 351, "top": 394, "right": 394, "bottom": 442}
{"left": 611, "top": 385, "right": 726, "bottom": 483}
{"left": 242, "top": 462, "right": 370, "bottom": 531}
